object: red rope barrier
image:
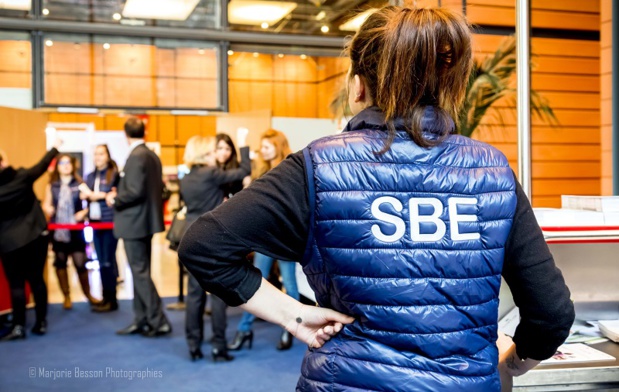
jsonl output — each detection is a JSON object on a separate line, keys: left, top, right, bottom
{"left": 48, "top": 221, "right": 172, "bottom": 230}
{"left": 48, "top": 222, "right": 114, "bottom": 230}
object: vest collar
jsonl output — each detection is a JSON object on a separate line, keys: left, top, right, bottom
{"left": 343, "top": 106, "right": 455, "bottom": 137}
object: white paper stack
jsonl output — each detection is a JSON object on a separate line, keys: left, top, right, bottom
{"left": 561, "top": 195, "right": 619, "bottom": 212}
{"left": 533, "top": 208, "right": 605, "bottom": 227}
{"left": 598, "top": 320, "right": 619, "bottom": 343}
{"left": 539, "top": 343, "right": 616, "bottom": 366}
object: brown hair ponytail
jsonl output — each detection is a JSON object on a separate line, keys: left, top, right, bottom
{"left": 347, "top": 6, "right": 473, "bottom": 149}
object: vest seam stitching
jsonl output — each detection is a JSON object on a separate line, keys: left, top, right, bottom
{"left": 313, "top": 160, "right": 510, "bottom": 170}
{"left": 330, "top": 274, "right": 501, "bottom": 281}
{"left": 306, "top": 350, "right": 498, "bottom": 378}
{"left": 315, "top": 189, "right": 515, "bottom": 195}
{"left": 319, "top": 246, "right": 506, "bottom": 251}
{"left": 315, "top": 218, "right": 513, "bottom": 223}
{"left": 338, "top": 296, "right": 498, "bottom": 309}
{"left": 360, "top": 322, "right": 496, "bottom": 336}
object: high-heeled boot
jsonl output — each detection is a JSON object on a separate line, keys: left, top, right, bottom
{"left": 276, "top": 330, "right": 294, "bottom": 351}
{"left": 77, "top": 270, "right": 102, "bottom": 306}
{"left": 55, "top": 268, "right": 72, "bottom": 310}
{"left": 227, "top": 330, "right": 253, "bottom": 351}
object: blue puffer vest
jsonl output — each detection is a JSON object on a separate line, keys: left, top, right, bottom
{"left": 298, "top": 107, "right": 517, "bottom": 392}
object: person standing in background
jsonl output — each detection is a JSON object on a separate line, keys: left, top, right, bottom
{"left": 227, "top": 129, "right": 300, "bottom": 352}
{"left": 82, "top": 144, "right": 119, "bottom": 313}
{"left": 107, "top": 117, "right": 171, "bottom": 337}
{"left": 0, "top": 140, "right": 61, "bottom": 341}
{"left": 215, "top": 132, "right": 251, "bottom": 199}
{"left": 181, "top": 130, "right": 251, "bottom": 362}
{"left": 44, "top": 154, "right": 101, "bottom": 310}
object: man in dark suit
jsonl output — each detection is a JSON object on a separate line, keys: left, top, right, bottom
{"left": 106, "top": 117, "right": 171, "bottom": 337}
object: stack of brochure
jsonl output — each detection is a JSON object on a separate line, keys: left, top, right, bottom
{"left": 539, "top": 343, "right": 616, "bottom": 366}
{"left": 598, "top": 320, "right": 619, "bottom": 343}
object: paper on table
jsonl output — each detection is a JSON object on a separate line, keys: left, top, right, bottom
{"left": 539, "top": 343, "right": 615, "bottom": 366}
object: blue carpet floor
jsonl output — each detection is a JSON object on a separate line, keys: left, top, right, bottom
{"left": 0, "top": 298, "right": 306, "bottom": 391}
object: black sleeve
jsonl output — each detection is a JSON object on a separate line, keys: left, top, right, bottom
{"left": 25, "top": 148, "right": 58, "bottom": 181}
{"left": 178, "top": 151, "right": 310, "bottom": 306}
{"left": 502, "top": 172, "right": 575, "bottom": 361}
{"left": 208, "top": 147, "right": 251, "bottom": 186}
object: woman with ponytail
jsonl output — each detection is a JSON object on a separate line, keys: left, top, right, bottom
{"left": 180, "top": 6, "right": 574, "bottom": 391}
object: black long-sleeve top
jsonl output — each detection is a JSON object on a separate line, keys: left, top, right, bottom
{"left": 180, "top": 147, "right": 251, "bottom": 222}
{"left": 0, "top": 147, "right": 59, "bottom": 253}
{"left": 178, "top": 150, "right": 575, "bottom": 361}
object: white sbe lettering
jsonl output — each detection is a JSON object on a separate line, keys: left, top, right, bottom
{"left": 370, "top": 196, "right": 406, "bottom": 243}
{"left": 370, "top": 196, "right": 480, "bottom": 242}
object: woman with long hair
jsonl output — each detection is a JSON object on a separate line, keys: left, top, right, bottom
{"left": 81, "top": 145, "right": 119, "bottom": 312}
{"left": 0, "top": 140, "right": 61, "bottom": 340}
{"left": 180, "top": 6, "right": 575, "bottom": 391}
{"left": 215, "top": 133, "right": 250, "bottom": 199}
{"left": 182, "top": 130, "right": 251, "bottom": 362}
{"left": 44, "top": 154, "right": 101, "bottom": 310}
{"left": 227, "top": 128, "right": 300, "bottom": 352}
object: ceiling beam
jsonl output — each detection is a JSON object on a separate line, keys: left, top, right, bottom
{"left": 0, "top": 16, "right": 346, "bottom": 47}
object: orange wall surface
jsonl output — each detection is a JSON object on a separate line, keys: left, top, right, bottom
{"left": 601, "top": 0, "right": 613, "bottom": 195}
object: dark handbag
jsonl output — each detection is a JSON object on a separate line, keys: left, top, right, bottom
{"left": 166, "top": 206, "right": 187, "bottom": 251}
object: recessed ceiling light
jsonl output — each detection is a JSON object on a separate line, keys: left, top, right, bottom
{"left": 227, "top": 50, "right": 234, "bottom": 56}
{"left": 0, "top": 0, "right": 30, "bottom": 11}
{"left": 45, "top": 39, "right": 53, "bottom": 47}
{"left": 122, "top": 0, "right": 199, "bottom": 21}
{"left": 315, "top": 11, "right": 325, "bottom": 21}
{"left": 42, "top": 8, "right": 49, "bottom": 15}
{"left": 228, "top": 0, "right": 297, "bottom": 26}
{"left": 300, "top": 54, "right": 307, "bottom": 60}
{"left": 261, "top": 22, "right": 269, "bottom": 29}
{"left": 339, "top": 9, "right": 377, "bottom": 31}
{"left": 113, "top": 12, "right": 122, "bottom": 20}
{"left": 320, "top": 25, "right": 329, "bottom": 33}
{"left": 278, "top": 53, "right": 284, "bottom": 58}
{"left": 253, "top": 52, "right": 259, "bottom": 57}
{"left": 103, "top": 43, "right": 111, "bottom": 50}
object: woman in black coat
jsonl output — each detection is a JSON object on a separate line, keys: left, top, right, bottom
{"left": 0, "top": 140, "right": 61, "bottom": 341}
{"left": 181, "top": 130, "right": 250, "bottom": 362}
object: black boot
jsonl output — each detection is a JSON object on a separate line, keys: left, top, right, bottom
{"left": 0, "top": 325, "right": 26, "bottom": 341}
{"left": 212, "top": 347, "right": 234, "bottom": 362}
{"left": 276, "top": 330, "right": 293, "bottom": 351}
{"left": 31, "top": 320, "right": 47, "bottom": 335}
{"left": 227, "top": 330, "right": 253, "bottom": 351}
{"left": 189, "top": 348, "right": 204, "bottom": 361}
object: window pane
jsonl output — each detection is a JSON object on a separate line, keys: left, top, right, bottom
{"left": 0, "top": 1, "right": 33, "bottom": 18}
{"left": 43, "top": 34, "right": 220, "bottom": 109}
{"left": 0, "top": 32, "right": 31, "bottom": 89}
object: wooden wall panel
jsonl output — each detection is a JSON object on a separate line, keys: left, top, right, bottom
{"left": 157, "top": 115, "right": 177, "bottom": 145}
{"left": 471, "top": 30, "right": 601, "bottom": 207}
{"left": 600, "top": 0, "right": 613, "bottom": 194}
{"left": 176, "top": 78, "right": 218, "bottom": 108}
{"left": 0, "top": 40, "right": 31, "bottom": 88}
{"left": 466, "top": 0, "right": 600, "bottom": 30}
{"left": 0, "top": 107, "right": 49, "bottom": 199}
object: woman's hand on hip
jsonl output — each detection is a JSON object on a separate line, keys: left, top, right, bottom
{"left": 286, "top": 304, "right": 355, "bottom": 348}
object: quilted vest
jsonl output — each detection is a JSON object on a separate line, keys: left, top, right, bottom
{"left": 298, "top": 107, "right": 516, "bottom": 392}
